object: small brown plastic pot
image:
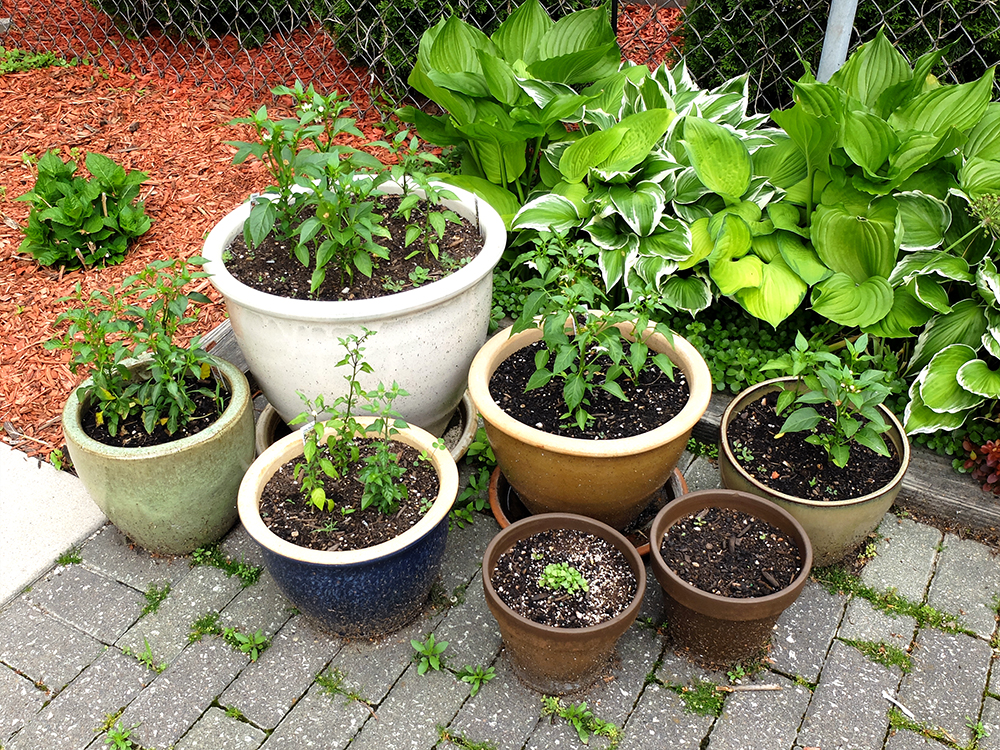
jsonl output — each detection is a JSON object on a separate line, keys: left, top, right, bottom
{"left": 482, "top": 513, "right": 646, "bottom": 695}
{"left": 649, "top": 489, "right": 813, "bottom": 667}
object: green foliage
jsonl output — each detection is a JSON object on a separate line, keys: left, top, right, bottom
{"left": 840, "top": 638, "right": 913, "bottom": 673}
{"left": 122, "top": 637, "right": 167, "bottom": 673}
{"left": 437, "top": 726, "right": 500, "bottom": 750}
{"left": 103, "top": 719, "right": 141, "bottom": 749}
{"left": 451, "top": 426, "right": 495, "bottom": 529}
{"left": 222, "top": 627, "right": 270, "bottom": 661}
{"left": 684, "top": 0, "right": 1000, "bottom": 112}
{"left": 411, "top": 633, "right": 448, "bottom": 674}
{"left": 0, "top": 47, "right": 69, "bottom": 75}
{"left": 140, "top": 582, "right": 171, "bottom": 616}
{"left": 189, "top": 545, "right": 263, "bottom": 587}
{"left": 188, "top": 611, "right": 222, "bottom": 642}
{"left": 454, "top": 665, "right": 497, "bottom": 697}
{"left": 540, "top": 696, "right": 622, "bottom": 746}
{"left": 686, "top": 438, "right": 718, "bottom": 460}
{"left": 56, "top": 546, "right": 82, "bottom": 566}
{"left": 48, "top": 448, "right": 66, "bottom": 471}
{"left": 762, "top": 332, "right": 894, "bottom": 468}
{"left": 537, "top": 562, "right": 589, "bottom": 595}
{"left": 888, "top": 707, "right": 989, "bottom": 750}
{"left": 666, "top": 679, "right": 726, "bottom": 716}
{"left": 45, "top": 258, "right": 221, "bottom": 439}
{"left": 18, "top": 149, "right": 152, "bottom": 268}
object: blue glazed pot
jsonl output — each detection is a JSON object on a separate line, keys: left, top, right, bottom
{"left": 238, "top": 417, "right": 459, "bottom": 637}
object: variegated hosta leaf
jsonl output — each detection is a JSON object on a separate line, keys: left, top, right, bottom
{"left": 904, "top": 377, "right": 972, "bottom": 434}
{"left": 917, "top": 344, "right": 984, "bottom": 413}
{"left": 958, "top": 359, "right": 1000, "bottom": 398}
{"left": 637, "top": 217, "right": 692, "bottom": 260}
{"left": 811, "top": 198, "right": 898, "bottom": 283}
{"left": 959, "top": 157, "right": 1000, "bottom": 199}
{"left": 585, "top": 215, "right": 629, "bottom": 250}
{"left": 889, "top": 250, "right": 973, "bottom": 286}
{"left": 656, "top": 272, "right": 713, "bottom": 315}
{"left": 512, "top": 193, "right": 581, "bottom": 232}
{"left": 598, "top": 243, "right": 630, "bottom": 290}
{"left": 735, "top": 254, "right": 808, "bottom": 328}
{"left": 977, "top": 256, "right": 1000, "bottom": 306}
{"left": 631, "top": 253, "right": 678, "bottom": 288}
{"left": 862, "top": 287, "right": 936, "bottom": 338}
{"left": 673, "top": 201, "right": 714, "bottom": 224}
{"left": 909, "top": 277, "right": 953, "bottom": 315}
{"left": 608, "top": 181, "right": 665, "bottom": 236}
{"left": 673, "top": 167, "right": 711, "bottom": 204}
{"left": 551, "top": 180, "right": 592, "bottom": 218}
{"left": 810, "top": 273, "right": 894, "bottom": 327}
{"left": 908, "top": 299, "right": 990, "bottom": 373}
{"left": 895, "top": 191, "right": 952, "bottom": 251}
{"left": 984, "top": 309, "right": 1000, "bottom": 358}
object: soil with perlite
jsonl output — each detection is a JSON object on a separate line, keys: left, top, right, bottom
{"left": 491, "top": 528, "right": 637, "bottom": 628}
{"left": 725, "top": 391, "right": 902, "bottom": 501}
{"left": 660, "top": 507, "right": 803, "bottom": 598}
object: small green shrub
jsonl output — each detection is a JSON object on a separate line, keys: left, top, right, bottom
{"left": 0, "top": 47, "right": 69, "bottom": 75}
{"left": 19, "top": 150, "right": 151, "bottom": 269}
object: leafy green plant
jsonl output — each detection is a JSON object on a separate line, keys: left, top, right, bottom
{"left": 762, "top": 332, "right": 894, "bottom": 468}
{"left": 540, "top": 696, "right": 621, "bottom": 746}
{"left": 18, "top": 149, "right": 152, "bottom": 268}
{"left": 103, "top": 719, "right": 141, "bottom": 749}
{"left": 0, "top": 47, "right": 69, "bottom": 74}
{"left": 140, "top": 582, "right": 170, "bottom": 616}
{"left": 222, "top": 627, "right": 270, "bottom": 661}
{"left": 189, "top": 544, "right": 262, "bottom": 587}
{"left": 56, "top": 545, "right": 82, "bottom": 566}
{"left": 122, "top": 637, "right": 167, "bottom": 673}
{"left": 411, "top": 633, "right": 448, "bottom": 674}
{"left": 45, "top": 258, "right": 222, "bottom": 439}
{"left": 537, "top": 562, "right": 589, "bottom": 596}
{"left": 512, "top": 231, "right": 675, "bottom": 430}
{"left": 188, "top": 611, "right": 223, "bottom": 642}
{"left": 454, "top": 665, "right": 496, "bottom": 697}
{"left": 451, "top": 426, "right": 495, "bottom": 529}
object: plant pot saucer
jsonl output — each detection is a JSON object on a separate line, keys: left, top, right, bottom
{"left": 488, "top": 465, "right": 688, "bottom": 556}
{"left": 254, "top": 390, "right": 479, "bottom": 462}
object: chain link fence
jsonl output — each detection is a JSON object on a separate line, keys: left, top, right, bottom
{"left": 2, "top": 0, "right": 998, "bottom": 113}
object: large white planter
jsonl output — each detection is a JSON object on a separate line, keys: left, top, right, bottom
{"left": 203, "top": 181, "right": 506, "bottom": 435}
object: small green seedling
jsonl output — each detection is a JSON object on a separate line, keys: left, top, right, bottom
{"left": 223, "top": 627, "right": 270, "bottom": 661}
{"left": 103, "top": 720, "right": 140, "bottom": 749}
{"left": 411, "top": 633, "right": 448, "bottom": 674}
{"left": 538, "top": 562, "right": 589, "bottom": 596}
{"left": 455, "top": 664, "right": 497, "bottom": 697}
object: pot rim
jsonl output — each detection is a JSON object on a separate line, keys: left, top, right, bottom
{"left": 238, "top": 416, "right": 459, "bottom": 565}
{"left": 62, "top": 355, "right": 250, "bottom": 461}
{"left": 720, "top": 376, "right": 911, "bottom": 508}
{"left": 467, "top": 322, "right": 712, "bottom": 457}
{"left": 202, "top": 180, "right": 506, "bottom": 323}
{"left": 649, "top": 489, "right": 813, "bottom": 613}
{"left": 482, "top": 512, "right": 647, "bottom": 638}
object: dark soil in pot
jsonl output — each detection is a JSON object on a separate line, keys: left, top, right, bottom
{"left": 489, "top": 340, "right": 690, "bottom": 440}
{"left": 258, "top": 439, "right": 440, "bottom": 551}
{"left": 660, "top": 507, "right": 803, "bottom": 598}
{"left": 224, "top": 195, "right": 482, "bottom": 302}
{"left": 726, "top": 391, "right": 901, "bottom": 501}
{"left": 491, "top": 528, "right": 637, "bottom": 628}
{"left": 81, "top": 373, "right": 229, "bottom": 448}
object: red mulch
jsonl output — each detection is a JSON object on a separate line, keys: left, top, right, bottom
{"left": 618, "top": 4, "right": 684, "bottom": 69}
{"left": 0, "top": 2, "right": 679, "bottom": 461}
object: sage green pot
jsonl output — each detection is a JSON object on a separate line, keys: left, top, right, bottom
{"left": 719, "top": 377, "right": 910, "bottom": 566}
{"left": 62, "top": 357, "right": 256, "bottom": 555}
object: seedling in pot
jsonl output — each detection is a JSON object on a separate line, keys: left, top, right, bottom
{"left": 762, "top": 332, "right": 893, "bottom": 468}
{"left": 538, "top": 562, "right": 589, "bottom": 596}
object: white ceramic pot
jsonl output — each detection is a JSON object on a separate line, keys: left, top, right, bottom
{"left": 203, "top": 181, "right": 506, "bottom": 436}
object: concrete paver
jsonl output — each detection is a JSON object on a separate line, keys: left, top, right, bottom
{"left": 0, "top": 664, "right": 47, "bottom": 744}
{"left": 861, "top": 514, "right": 942, "bottom": 603}
{"left": 707, "top": 673, "right": 812, "bottom": 750}
{"left": 770, "top": 580, "right": 848, "bottom": 683}
{"left": 926, "top": 534, "right": 1000, "bottom": 639}
{"left": 173, "top": 706, "right": 266, "bottom": 750}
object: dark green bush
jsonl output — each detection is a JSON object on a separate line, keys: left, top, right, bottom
{"left": 682, "top": 0, "right": 1000, "bottom": 112}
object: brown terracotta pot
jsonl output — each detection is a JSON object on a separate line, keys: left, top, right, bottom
{"left": 649, "top": 489, "right": 812, "bottom": 667}
{"left": 467, "top": 322, "right": 712, "bottom": 530}
{"left": 719, "top": 376, "right": 911, "bottom": 566}
{"left": 482, "top": 513, "right": 646, "bottom": 694}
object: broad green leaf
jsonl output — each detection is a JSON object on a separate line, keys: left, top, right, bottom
{"left": 735, "top": 255, "right": 808, "bottom": 328}
{"left": 904, "top": 377, "right": 972, "bottom": 433}
{"left": 889, "top": 250, "right": 973, "bottom": 285}
{"left": 964, "top": 103, "right": 1000, "bottom": 161}
{"left": 776, "top": 232, "right": 832, "bottom": 285}
{"left": 527, "top": 43, "right": 622, "bottom": 86}
{"left": 85, "top": 152, "right": 126, "bottom": 186}
{"left": 958, "top": 359, "right": 1000, "bottom": 398}
{"left": 711, "top": 250, "right": 763, "bottom": 295}
{"left": 427, "top": 16, "right": 492, "bottom": 75}
{"left": 753, "top": 137, "right": 808, "bottom": 189}
{"left": 428, "top": 69, "right": 490, "bottom": 98}
{"left": 810, "top": 273, "right": 894, "bottom": 327}
{"left": 598, "top": 244, "right": 628, "bottom": 290}
{"left": 552, "top": 180, "right": 592, "bottom": 217}
{"left": 918, "top": 344, "right": 984, "bottom": 413}
{"left": 842, "top": 109, "right": 898, "bottom": 177}
{"left": 708, "top": 214, "right": 752, "bottom": 264}
{"left": 559, "top": 127, "right": 628, "bottom": 183}
{"left": 767, "top": 202, "right": 808, "bottom": 237}
{"left": 609, "top": 182, "right": 665, "bottom": 235}
{"left": 910, "top": 277, "right": 953, "bottom": 314}
{"left": 862, "top": 286, "right": 936, "bottom": 337}
{"left": 828, "top": 30, "right": 911, "bottom": 109}
{"left": 492, "top": 0, "right": 552, "bottom": 64}
{"left": 908, "top": 299, "right": 989, "bottom": 372}
{"left": 811, "top": 198, "right": 897, "bottom": 283}
{"left": 977, "top": 257, "right": 1000, "bottom": 306}
{"left": 681, "top": 117, "right": 751, "bottom": 202}
{"left": 636, "top": 219, "right": 691, "bottom": 260}
{"left": 889, "top": 67, "right": 995, "bottom": 136}
{"left": 658, "top": 273, "right": 712, "bottom": 314}
{"left": 512, "top": 194, "right": 581, "bottom": 232}
{"left": 435, "top": 174, "right": 521, "bottom": 227}
{"left": 678, "top": 217, "right": 714, "bottom": 270}
{"left": 599, "top": 110, "right": 676, "bottom": 173}
{"left": 537, "top": 7, "right": 616, "bottom": 62}
{"left": 478, "top": 52, "right": 524, "bottom": 106}
{"left": 886, "top": 129, "right": 966, "bottom": 186}
{"left": 895, "top": 191, "right": 951, "bottom": 251}
{"left": 960, "top": 157, "right": 1000, "bottom": 199}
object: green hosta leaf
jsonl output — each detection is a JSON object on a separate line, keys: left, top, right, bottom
{"left": 599, "top": 110, "right": 676, "bottom": 173}
{"left": 895, "top": 191, "right": 951, "bottom": 251}
{"left": 527, "top": 43, "right": 621, "bottom": 86}
{"left": 918, "top": 344, "right": 983, "bottom": 413}
{"left": 735, "top": 254, "right": 808, "bottom": 328}
{"left": 428, "top": 16, "right": 493, "bottom": 75}
{"left": 537, "top": 7, "right": 616, "bottom": 62}
{"left": 435, "top": 174, "right": 521, "bottom": 228}
{"left": 512, "top": 194, "right": 581, "bottom": 232}
{"left": 678, "top": 216, "right": 714, "bottom": 270}
{"left": 862, "top": 287, "right": 936, "bottom": 338}
{"left": 753, "top": 138, "right": 809, "bottom": 190}
{"left": 636, "top": 219, "right": 691, "bottom": 261}
{"left": 491, "top": 0, "right": 552, "bottom": 64}
{"left": 478, "top": 51, "right": 524, "bottom": 106}
{"left": 559, "top": 127, "right": 628, "bottom": 183}
{"left": 598, "top": 244, "right": 629, "bottom": 290}
{"left": 911, "top": 277, "right": 953, "bottom": 314}
{"left": 681, "top": 117, "right": 751, "bottom": 202}
{"left": 810, "top": 273, "right": 894, "bottom": 327}
{"left": 776, "top": 232, "right": 832, "bottom": 285}
{"left": 904, "top": 377, "right": 971, "bottom": 434}
{"left": 908, "top": 299, "right": 989, "bottom": 372}
{"left": 711, "top": 253, "right": 763, "bottom": 296}
{"left": 886, "top": 129, "right": 966, "bottom": 186}
{"left": 552, "top": 180, "right": 592, "bottom": 217}
{"left": 811, "top": 198, "right": 897, "bottom": 283}
{"left": 842, "top": 109, "right": 898, "bottom": 178}
{"left": 958, "top": 359, "right": 1000, "bottom": 398}
{"left": 769, "top": 106, "right": 837, "bottom": 188}
{"left": 767, "top": 202, "right": 808, "bottom": 237}
{"left": 964, "top": 102, "right": 1000, "bottom": 161}
{"left": 978, "top": 257, "right": 1000, "bottom": 306}
{"left": 828, "top": 30, "right": 911, "bottom": 110}
{"left": 657, "top": 273, "right": 712, "bottom": 314}
{"left": 960, "top": 157, "right": 1000, "bottom": 199}
{"left": 889, "top": 250, "right": 973, "bottom": 285}
{"left": 888, "top": 67, "right": 995, "bottom": 136}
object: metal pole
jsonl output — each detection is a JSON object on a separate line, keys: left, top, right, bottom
{"left": 816, "top": 0, "right": 860, "bottom": 82}
{"left": 611, "top": 0, "right": 619, "bottom": 43}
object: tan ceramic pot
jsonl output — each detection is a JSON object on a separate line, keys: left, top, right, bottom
{"left": 467, "top": 321, "right": 712, "bottom": 530}
{"left": 719, "top": 377, "right": 911, "bottom": 566}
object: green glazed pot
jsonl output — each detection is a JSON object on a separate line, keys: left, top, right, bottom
{"left": 62, "top": 357, "right": 255, "bottom": 555}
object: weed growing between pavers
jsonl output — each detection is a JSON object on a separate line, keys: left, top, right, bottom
{"left": 122, "top": 637, "right": 167, "bottom": 673}
{"left": 188, "top": 611, "right": 222, "bottom": 642}
{"left": 540, "top": 696, "right": 622, "bottom": 747}
{"left": 56, "top": 545, "right": 82, "bottom": 566}
{"left": 437, "top": 726, "right": 499, "bottom": 750}
{"left": 839, "top": 638, "right": 913, "bottom": 673}
{"left": 429, "top": 581, "right": 468, "bottom": 611}
{"left": 186, "top": 610, "right": 270, "bottom": 661}
{"left": 411, "top": 633, "right": 448, "bottom": 674}
{"left": 454, "top": 664, "right": 496, "bottom": 697}
{"left": 888, "top": 707, "right": 991, "bottom": 750}
{"left": 190, "top": 544, "right": 262, "bottom": 587}
{"left": 664, "top": 679, "right": 726, "bottom": 717}
{"left": 813, "top": 566, "right": 973, "bottom": 635}
{"left": 140, "top": 582, "right": 170, "bottom": 616}
{"left": 315, "top": 667, "right": 377, "bottom": 717}
{"left": 726, "top": 655, "right": 769, "bottom": 684}
{"left": 793, "top": 674, "right": 817, "bottom": 691}
{"left": 103, "top": 719, "right": 141, "bottom": 749}
{"left": 686, "top": 438, "right": 719, "bottom": 460}
{"left": 223, "top": 704, "right": 246, "bottom": 720}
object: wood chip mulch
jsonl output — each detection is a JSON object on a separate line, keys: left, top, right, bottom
{"left": 618, "top": 4, "right": 684, "bottom": 69}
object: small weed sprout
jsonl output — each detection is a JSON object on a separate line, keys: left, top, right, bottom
{"left": 455, "top": 665, "right": 497, "bottom": 697}
{"left": 140, "top": 582, "right": 171, "bottom": 616}
{"left": 222, "top": 627, "right": 270, "bottom": 661}
{"left": 538, "top": 562, "right": 589, "bottom": 596}
{"left": 56, "top": 545, "right": 82, "bottom": 566}
{"left": 541, "top": 696, "right": 621, "bottom": 746}
{"left": 411, "top": 633, "right": 448, "bottom": 674}
{"left": 103, "top": 720, "right": 141, "bottom": 749}
{"left": 122, "top": 637, "right": 167, "bottom": 673}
